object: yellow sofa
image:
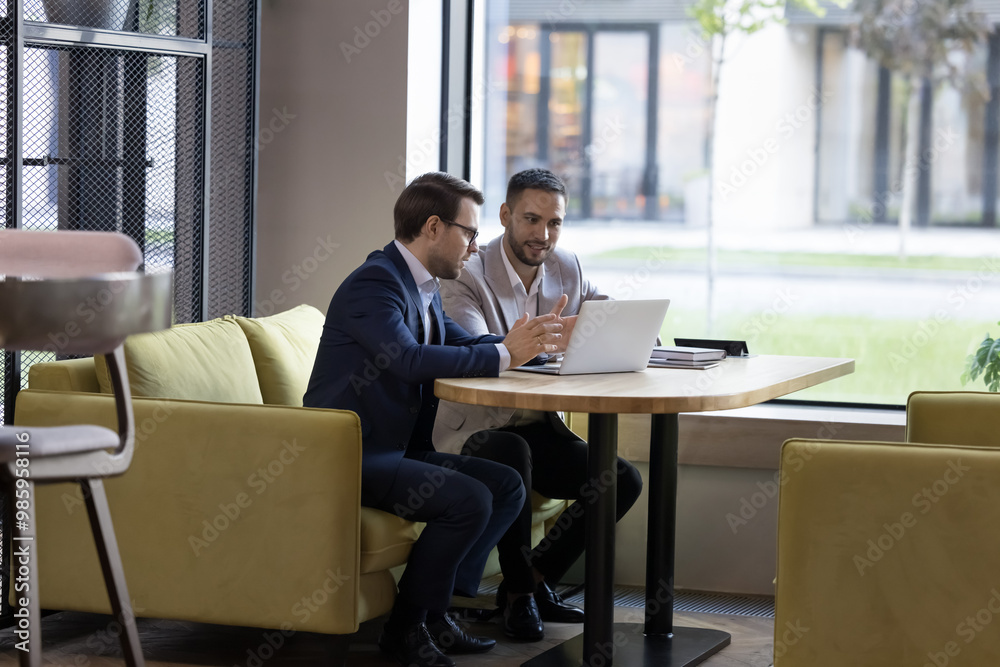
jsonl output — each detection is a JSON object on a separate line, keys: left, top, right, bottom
{"left": 774, "top": 391, "right": 1000, "bottom": 666}
{"left": 15, "top": 304, "right": 569, "bottom": 637}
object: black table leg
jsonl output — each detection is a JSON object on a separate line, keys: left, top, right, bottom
{"left": 639, "top": 413, "right": 730, "bottom": 665}
{"left": 525, "top": 413, "right": 730, "bottom": 667}
{"left": 583, "top": 413, "right": 618, "bottom": 665}
{"left": 646, "top": 413, "right": 678, "bottom": 635}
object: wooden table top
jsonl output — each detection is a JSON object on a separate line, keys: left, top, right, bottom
{"left": 435, "top": 355, "right": 854, "bottom": 414}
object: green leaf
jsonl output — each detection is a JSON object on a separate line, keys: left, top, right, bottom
{"left": 989, "top": 336, "right": 1000, "bottom": 360}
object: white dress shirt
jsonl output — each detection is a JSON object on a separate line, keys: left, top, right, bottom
{"left": 499, "top": 240, "right": 544, "bottom": 318}
{"left": 394, "top": 240, "right": 509, "bottom": 370}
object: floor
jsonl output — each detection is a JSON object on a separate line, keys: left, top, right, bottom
{"left": 0, "top": 599, "right": 776, "bottom": 666}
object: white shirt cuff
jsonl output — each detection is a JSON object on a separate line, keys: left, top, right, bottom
{"left": 496, "top": 343, "right": 511, "bottom": 372}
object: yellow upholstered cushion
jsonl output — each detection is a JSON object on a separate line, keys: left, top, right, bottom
{"left": 906, "top": 390, "right": 1000, "bottom": 447}
{"left": 28, "top": 358, "right": 100, "bottom": 393}
{"left": 359, "top": 507, "right": 420, "bottom": 575}
{"left": 775, "top": 438, "right": 1000, "bottom": 666}
{"left": 233, "top": 304, "right": 326, "bottom": 406}
{"left": 94, "top": 318, "right": 263, "bottom": 404}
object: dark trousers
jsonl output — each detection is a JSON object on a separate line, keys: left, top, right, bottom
{"left": 367, "top": 449, "right": 525, "bottom": 612}
{"left": 462, "top": 418, "right": 643, "bottom": 594}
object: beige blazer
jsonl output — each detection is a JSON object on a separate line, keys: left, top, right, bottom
{"left": 432, "top": 235, "right": 609, "bottom": 454}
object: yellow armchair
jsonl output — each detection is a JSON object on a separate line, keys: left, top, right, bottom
{"left": 774, "top": 391, "right": 1000, "bottom": 666}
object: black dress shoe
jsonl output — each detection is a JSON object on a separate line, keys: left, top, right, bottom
{"left": 426, "top": 613, "right": 496, "bottom": 654}
{"left": 535, "top": 580, "right": 585, "bottom": 623}
{"left": 378, "top": 622, "right": 455, "bottom": 667}
{"left": 503, "top": 595, "right": 545, "bottom": 641}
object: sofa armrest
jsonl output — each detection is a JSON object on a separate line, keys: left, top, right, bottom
{"left": 28, "top": 357, "right": 100, "bottom": 393}
{"left": 14, "top": 389, "right": 365, "bottom": 634}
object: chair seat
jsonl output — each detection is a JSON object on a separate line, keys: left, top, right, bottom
{"left": 0, "top": 425, "right": 120, "bottom": 462}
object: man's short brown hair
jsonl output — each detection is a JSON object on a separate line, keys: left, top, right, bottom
{"left": 505, "top": 168, "right": 567, "bottom": 208}
{"left": 394, "top": 172, "right": 485, "bottom": 242}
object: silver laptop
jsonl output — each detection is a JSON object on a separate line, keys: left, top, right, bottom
{"left": 514, "top": 299, "right": 670, "bottom": 375}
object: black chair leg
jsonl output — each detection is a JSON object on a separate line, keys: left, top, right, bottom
{"left": 82, "top": 478, "right": 145, "bottom": 667}
{"left": 11, "top": 479, "right": 40, "bottom": 667}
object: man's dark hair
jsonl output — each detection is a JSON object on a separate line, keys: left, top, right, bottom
{"left": 505, "top": 168, "right": 568, "bottom": 207}
{"left": 394, "top": 172, "right": 485, "bottom": 242}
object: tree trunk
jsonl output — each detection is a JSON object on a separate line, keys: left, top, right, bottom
{"left": 898, "top": 74, "right": 922, "bottom": 260}
{"left": 705, "top": 31, "right": 726, "bottom": 335}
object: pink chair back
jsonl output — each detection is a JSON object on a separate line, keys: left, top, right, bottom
{"left": 0, "top": 229, "right": 143, "bottom": 278}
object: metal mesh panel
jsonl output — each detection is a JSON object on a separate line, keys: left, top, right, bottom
{"left": 208, "top": 0, "right": 255, "bottom": 317}
{"left": 1, "top": 8, "right": 14, "bottom": 428}
{"left": 25, "top": 0, "right": 205, "bottom": 40}
{"left": 21, "top": 45, "right": 205, "bottom": 323}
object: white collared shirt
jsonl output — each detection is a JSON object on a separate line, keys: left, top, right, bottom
{"left": 394, "top": 240, "right": 509, "bottom": 370}
{"left": 499, "top": 240, "right": 544, "bottom": 318}
{"left": 394, "top": 240, "right": 439, "bottom": 344}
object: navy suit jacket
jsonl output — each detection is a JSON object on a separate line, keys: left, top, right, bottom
{"left": 303, "top": 242, "right": 504, "bottom": 505}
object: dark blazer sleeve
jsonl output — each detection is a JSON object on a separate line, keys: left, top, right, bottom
{"left": 340, "top": 263, "right": 502, "bottom": 384}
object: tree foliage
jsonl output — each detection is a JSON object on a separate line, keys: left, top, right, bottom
{"left": 688, "top": 0, "right": 830, "bottom": 39}
{"left": 851, "top": 0, "right": 990, "bottom": 86}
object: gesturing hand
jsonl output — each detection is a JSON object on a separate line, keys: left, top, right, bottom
{"left": 547, "top": 294, "right": 577, "bottom": 354}
{"left": 502, "top": 312, "right": 564, "bottom": 368}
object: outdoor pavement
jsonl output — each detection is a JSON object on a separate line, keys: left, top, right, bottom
{"left": 468, "top": 221, "right": 1000, "bottom": 321}
{"left": 559, "top": 221, "right": 1000, "bottom": 259}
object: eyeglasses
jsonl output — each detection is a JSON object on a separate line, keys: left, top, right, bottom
{"left": 440, "top": 218, "right": 479, "bottom": 248}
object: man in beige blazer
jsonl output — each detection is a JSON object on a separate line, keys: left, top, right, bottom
{"left": 434, "top": 168, "right": 643, "bottom": 641}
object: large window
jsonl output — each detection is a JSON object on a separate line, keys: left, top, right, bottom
{"left": 2, "top": 0, "right": 259, "bottom": 424}
{"left": 470, "top": 1, "right": 999, "bottom": 406}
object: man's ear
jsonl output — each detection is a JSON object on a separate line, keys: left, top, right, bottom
{"left": 499, "top": 203, "right": 511, "bottom": 229}
{"left": 423, "top": 215, "right": 443, "bottom": 240}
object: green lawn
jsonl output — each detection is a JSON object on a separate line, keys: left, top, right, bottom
{"left": 595, "top": 246, "right": 996, "bottom": 272}
{"left": 660, "top": 309, "right": 996, "bottom": 405}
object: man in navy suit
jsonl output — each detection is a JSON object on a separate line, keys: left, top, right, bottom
{"left": 304, "top": 172, "right": 569, "bottom": 667}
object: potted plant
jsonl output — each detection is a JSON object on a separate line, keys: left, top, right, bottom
{"left": 962, "top": 324, "right": 1000, "bottom": 391}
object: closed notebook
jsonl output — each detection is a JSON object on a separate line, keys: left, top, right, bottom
{"left": 647, "top": 358, "right": 721, "bottom": 370}
{"left": 651, "top": 345, "right": 727, "bottom": 361}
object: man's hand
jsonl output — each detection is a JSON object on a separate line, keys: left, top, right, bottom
{"left": 548, "top": 294, "right": 577, "bottom": 354}
{"left": 503, "top": 313, "right": 563, "bottom": 368}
